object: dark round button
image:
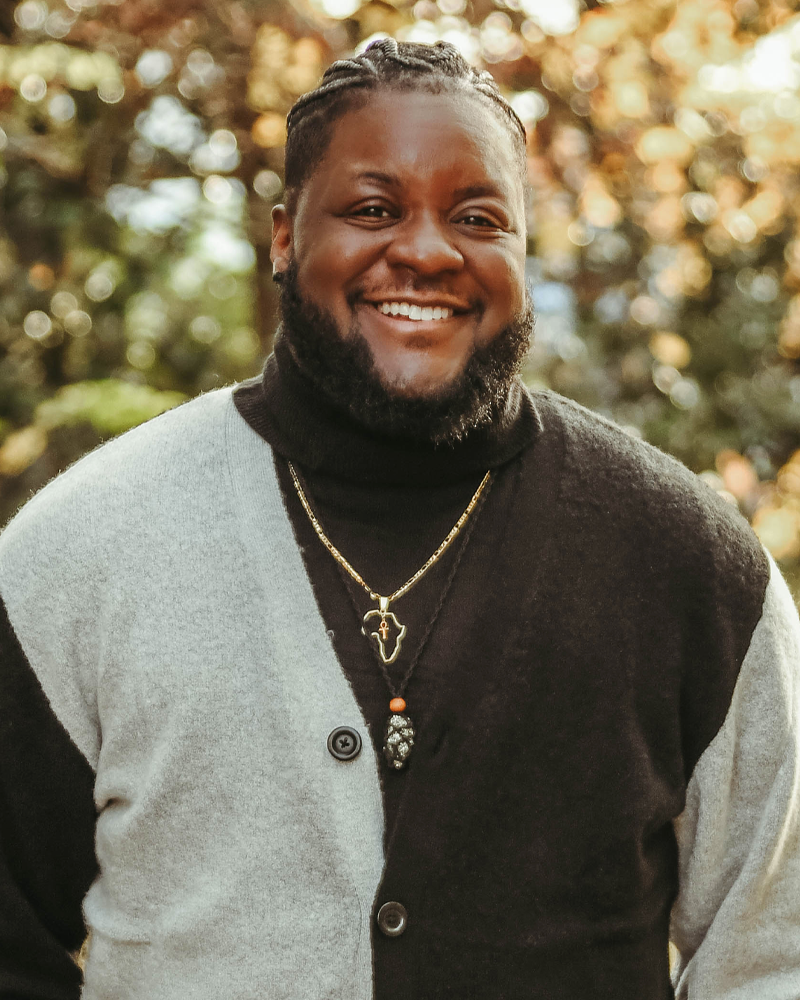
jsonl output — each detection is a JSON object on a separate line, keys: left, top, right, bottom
{"left": 377, "top": 901, "right": 408, "bottom": 937}
{"left": 327, "top": 726, "right": 362, "bottom": 761}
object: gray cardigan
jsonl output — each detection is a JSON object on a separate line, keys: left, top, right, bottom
{"left": 0, "top": 387, "right": 799, "bottom": 998}
{"left": 0, "top": 389, "right": 382, "bottom": 998}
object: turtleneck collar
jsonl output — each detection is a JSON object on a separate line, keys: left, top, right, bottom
{"left": 233, "top": 331, "right": 540, "bottom": 487}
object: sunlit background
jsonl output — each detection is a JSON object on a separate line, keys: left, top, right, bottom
{"left": 0, "top": 0, "right": 797, "bottom": 599}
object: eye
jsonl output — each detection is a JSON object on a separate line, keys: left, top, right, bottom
{"left": 457, "top": 212, "right": 502, "bottom": 229}
{"left": 352, "top": 204, "right": 393, "bottom": 220}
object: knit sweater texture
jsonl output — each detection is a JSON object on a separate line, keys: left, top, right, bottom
{"left": 0, "top": 377, "right": 799, "bottom": 999}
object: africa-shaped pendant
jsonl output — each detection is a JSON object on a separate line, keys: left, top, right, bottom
{"left": 362, "top": 596, "right": 407, "bottom": 665}
{"left": 384, "top": 711, "right": 415, "bottom": 770}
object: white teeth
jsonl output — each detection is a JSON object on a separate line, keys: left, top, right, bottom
{"left": 376, "top": 302, "right": 454, "bottom": 321}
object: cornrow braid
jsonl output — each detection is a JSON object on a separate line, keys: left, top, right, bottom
{"left": 283, "top": 39, "right": 526, "bottom": 211}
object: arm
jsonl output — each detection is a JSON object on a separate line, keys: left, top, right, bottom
{"left": 0, "top": 596, "right": 97, "bottom": 998}
{"left": 670, "top": 555, "right": 800, "bottom": 998}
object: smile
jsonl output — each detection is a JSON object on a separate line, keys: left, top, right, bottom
{"left": 374, "top": 302, "right": 455, "bottom": 322}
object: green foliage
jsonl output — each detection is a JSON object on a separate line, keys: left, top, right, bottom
{"left": 34, "top": 379, "right": 187, "bottom": 436}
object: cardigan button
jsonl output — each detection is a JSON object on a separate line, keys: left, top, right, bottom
{"left": 377, "top": 901, "right": 407, "bottom": 937}
{"left": 327, "top": 726, "right": 362, "bottom": 761}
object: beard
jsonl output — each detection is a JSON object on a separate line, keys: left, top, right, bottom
{"left": 277, "top": 260, "right": 534, "bottom": 447}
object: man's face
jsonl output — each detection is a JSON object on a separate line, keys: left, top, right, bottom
{"left": 271, "top": 89, "right": 528, "bottom": 401}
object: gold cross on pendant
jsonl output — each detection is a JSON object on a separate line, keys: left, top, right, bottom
{"left": 379, "top": 620, "right": 389, "bottom": 640}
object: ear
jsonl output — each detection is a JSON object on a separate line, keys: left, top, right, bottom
{"left": 270, "top": 204, "right": 293, "bottom": 279}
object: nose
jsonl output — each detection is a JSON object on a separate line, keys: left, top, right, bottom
{"left": 384, "top": 212, "right": 463, "bottom": 275}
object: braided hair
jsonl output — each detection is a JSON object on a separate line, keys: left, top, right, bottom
{"left": 283, "top": 38, "right": 527, "bottom": 211}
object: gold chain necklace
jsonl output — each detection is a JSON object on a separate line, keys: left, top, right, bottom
{"left": 287, "top": 461, "right": 493, "bottom": 769}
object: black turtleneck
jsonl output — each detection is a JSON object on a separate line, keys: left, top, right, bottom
{"left": 233, "top": 333, "right": 539, "bottom": 840}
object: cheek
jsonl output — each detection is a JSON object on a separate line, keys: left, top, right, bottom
{"left": 296, "top": 225, "right": 380, "bottom": 285}
{"left": 481, "top": 252, "right": 526, "bottom": 315}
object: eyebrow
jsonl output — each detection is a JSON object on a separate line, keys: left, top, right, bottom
{"left": 451, "top": 183, "right": 505, "bottom": 200}
{"left": 353, "top": 171, "right": 506, "bottom": 201}
{"left": 354, "top": 170, "right": 400, "bottom": 187}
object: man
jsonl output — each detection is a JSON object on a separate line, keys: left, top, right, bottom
{"left": 0, "top": 38, "right": 798, "bottom": 1000}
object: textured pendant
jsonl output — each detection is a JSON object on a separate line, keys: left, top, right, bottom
{"left": 383, "top": 712, "right": 415, "bottom": 770}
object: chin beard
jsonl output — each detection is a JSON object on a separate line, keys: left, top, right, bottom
{"left": 277, "top": 259, "right": 534, "bottom": 447}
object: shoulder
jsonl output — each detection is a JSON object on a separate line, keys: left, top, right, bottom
{"left": 4, "top": 386, "right": 233, "bottom": 512}
{"left": 0, "top": 386, "right": 238, "bottom": 592}
{"left": 530, "top": 388, "right": 769, "bottom": 597}
{"left": 534, "top": 388, "right": 709, "bottom": 500}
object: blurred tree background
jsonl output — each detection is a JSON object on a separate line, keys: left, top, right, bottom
{"left": 0, "top": 0, "right": 798, "bottom": 598}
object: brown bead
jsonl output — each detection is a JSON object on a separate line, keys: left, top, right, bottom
{"left": 389, "top": 697, "right": 406, "bottom": 713}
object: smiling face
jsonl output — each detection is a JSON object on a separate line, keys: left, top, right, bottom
{"left": 271, "top": 88, "right": 529, "bottom": 400}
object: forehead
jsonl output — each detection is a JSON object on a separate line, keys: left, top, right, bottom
{"left": 305, "top": 89, "right": 524, "bottom": 204}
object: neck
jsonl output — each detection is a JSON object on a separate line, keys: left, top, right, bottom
{"left": 233, "top": 331, "right": 540, "bottom": 487}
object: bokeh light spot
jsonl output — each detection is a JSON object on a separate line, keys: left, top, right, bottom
{"left": 203, "top": 175, "right": 232, "bottom": 204}
{"left": 51, "top": 291, "right": 78, "bottom": 318}
{"left": 189, "top": 315, "right": 222, "bottom": 344}
{"left": 253, "top": 170, "right": 282, "bottom": 201}
{"left": 251, "top": 113, "right": 286, "bottom": 149}
{"left": 85, "top": 270, "right": 115, "bottom": 302}
{"left": 438, "top": 0, "right": 466, "bottom": 13}
{"left": 20, "top": 74, "right": 47, "bottom": 102}
{"left": 136, "top": 50, "right": 174, "bottom": 88}
{"left": 723, "top": 211, "right": 758, "bottom": 243}
{"left": 630, "top": 296, "right": 662, "bottom": 326}
{"left": 48, "top": 92, "right": 76, "bottom": 122}
{"left": 519, "top": 0, "right": 580, "bottom": 37}
{"left": 98, "top": 78, "right": 125, "bottom": 104}
{"left": 669, "top": 376, "right": 700, "bottom": 410}
{"left": 753, "top": 506, "right": 800, "bottom": 561}
{"left": 15, "top": 0, "right": 47, "bottom": 32}
{"left": 650, "top": 331, "right": 692, "bottom": 369}
{"left": 44, "top": 10, "right": 76, "bottom": 38}
{"left": 23, "top": 310, "right": 52, "bottom": 340}
{"left": 64, "top": 309, "right": 92, "bottom": 338}
{"left": 314, "top": 0, "right": 362, "bottom": 18}
{"left": 511, "top": 90, "right": 549, "bottom": 125}
{"left": 28, "top": 263, "right": 55, "bottom": 291}
{"left": 126, "top": 341, "right": 157, "bottom": 370}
